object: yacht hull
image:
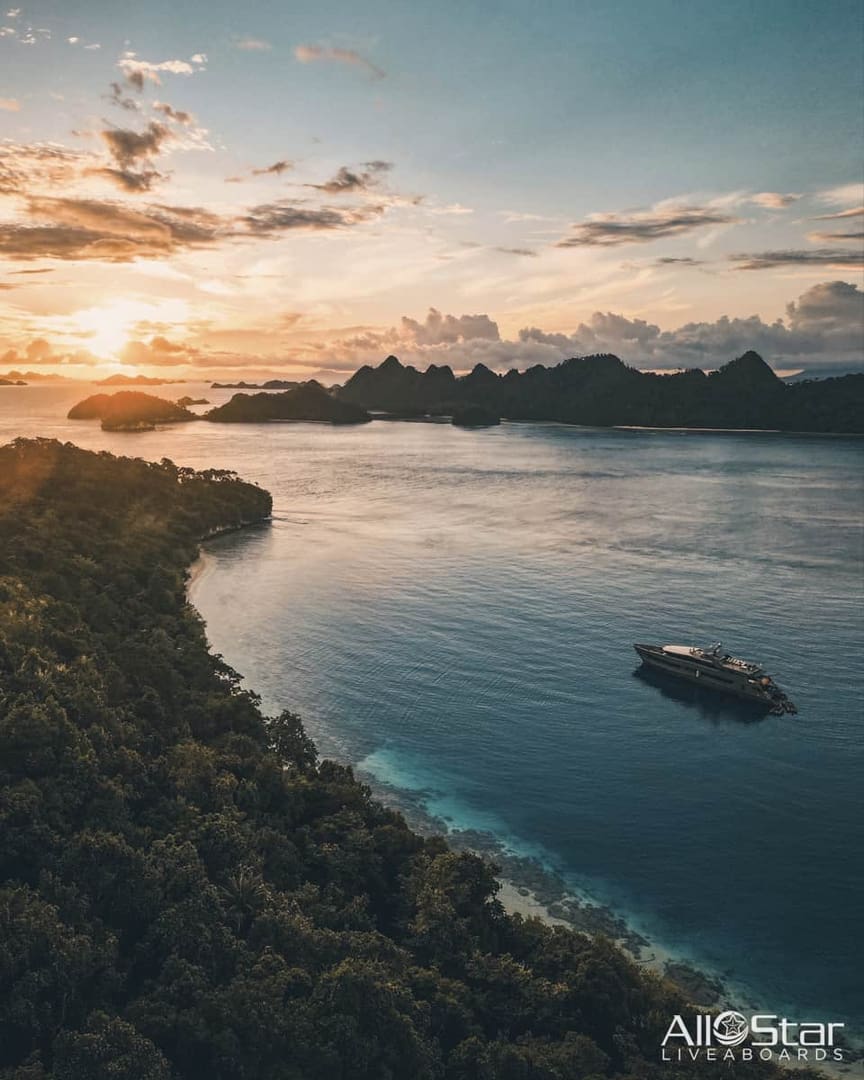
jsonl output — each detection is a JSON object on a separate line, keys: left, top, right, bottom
{"left": 634, "top": 643, "right": 775, "bottom": 707}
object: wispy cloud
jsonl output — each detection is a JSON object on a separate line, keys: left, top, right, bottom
{"left": 307, "top": 161, "right": 392, "bottom": 195}
{"left": 234, "top": 36, "right": 271, "bottom": 51}
{"left": 153, "top": 101, "right": 194, "bottom": 125}
{"left": 0, "top": 97, "right": 20, "bottom": 111}
{"left": 812, "top": 205, "right": 864, "bottom": 221}
{"left": 498, "top": 210, "right": 560, "bottom": 223}
{"left": 816, "top": 182, "right": 864, "bottom": 208}
{"left": 807, "top": 229, "right": 864, "bottom": 244}
{"left": 427, "top": 202, "right": 474, "bottom": 216}
{"left": 0, "top": 197, "right": 225, "bottom": 261}
{"left": 729, "top": 248, "right": 864, "bottom": 270}
{"left": 242, "top": 200, "right": 385, "bottom": 234}
{"left": 0, "top": 140, "right": 94, "bottom": 194}
{"left": 108, "top": 82, "right": 141, "bottom": 112}
{"left": 294, "top": 43, "right": 385, "bottom": 79}
{"left": 226, "top": 159, "right": 294, "bottom": 183}
{"left": 750, "top": 191, "right": 799, "bottom": 209}
{"left": 252, "top": 159, "right": 293, "bottom": 176}
{"left": 118, "top": 51, "right": 207, "bottom": 89}
{"left": 557, "top": 204, "right": 740, "bottom": 248}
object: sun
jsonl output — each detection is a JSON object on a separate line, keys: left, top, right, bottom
{"left": 66, "top": 298, "right": 191, "bottom": 361}
{"left": 72, "top": 303, "right": 135, "bottom": 359}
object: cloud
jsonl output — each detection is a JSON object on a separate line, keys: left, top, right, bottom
{"left": 153, "top": 101, "right": 194, "bottom": 125}
{"left": 307, "top": 161, "right": 393, "bottom": 195}
{"left": 311, "top": 282, "right": 863, "bottom": 374}
{"left": 242, "top": 200, "right": 385, "bottom": 234}
{"left": 100, "top": 122, "right": 171, "bottom": 167}
{"left": 0, "top": 338, "right": 99, "bottom": 367}
{"left": 0, "top": 135, "right": 385, "bottom": 263}
{"left": 118, "top": 52, "right": 206, "bottom": 88}
{"left": 807, "top": 229, "right": 864, "bottom": 244}
{"left": 324, "top": 306, "right": 498, "bottom": 356}
{"left": 294, "top": 44, "right": 385, "bottom": 79}
{"left": 427, "top": 203, "right": 475, "bottom": 216}
{"left": 816, "top": 182, "right": 864, "bottom": 208}
{"left": 499, "top": 210, "right": 558, "bottom": 223}
{"left": 654, "top": 256, "right": 703, "bottom": 265}
{"left": 402, "top": 308, "right": 500, "bottom": 345}
{"left": 0, "top": 141, "right": 93, "bottom": 194}
{"left": 107, "top": 82, "right": 141, "bottom": 112}
{"left": 0, "top": 98, "right": 20, "bottom": 111}
{"left": 750, "top": 192, "right": 799, "bottom": 209}
{"left": 95, "top": 122, "right": 173, "bottom": 192}
{"left": 90, "top": 168, "right": 165, "bottom": 193}
{"left": 234, "top": 36, "right": 271, "bottom": 51}
{"left": 729, "top": 249, "right": 864, "bottom": 270}
{"left": 119, "top": 334, "right": 200, "bottom": 366}
{"left": 557, "top": 204, "right": 740, "bottom": 247}
{"left": 226, "top": 159, "right": 295, "bottom": 183}
{"left": 0, "top": 197, "right": 225, "bottom": 261}
{"left": 251, "top": 159, "right": 293, "bottom": 176}
{"left": 494, "top": 247, "right": 538, "bottom": 257}
{"left": 812, "top": 206, "right": 864, "bottom": 221}
{"left": 785, "top": 280, "right": 864, "bottom": 342}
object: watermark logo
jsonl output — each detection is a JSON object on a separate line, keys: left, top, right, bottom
{"left": 713, "top": 1011, "right": 749, "bottom": 1047}
{"left": 661, "top": 1012, "right": 845, "bottom": 1065}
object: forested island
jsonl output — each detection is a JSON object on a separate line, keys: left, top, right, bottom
{"left": 338, "top": 352, "right": 864, "bottom": 434}
{"left": 0, "top": 377, "right": 27, "bottom": 386}
{"left": 68, "top": 384, "right": 370, "bottom": 429}
{"left": 68, "top": 392, "right": 197, "bottom": 431}
{"left": 0, "top": 438, "right": 805, "bottom": 1080}
{"left": 205, "top": 381, "right": 370, "bottom": 424}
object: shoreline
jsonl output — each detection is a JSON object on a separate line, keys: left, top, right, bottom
{"left": 359, "top": 774, "right": 730, "bottom": 1006}
{"left": 360, "top": 777, "right": 864, "bottom": 1078}
{"left": 187, "top": 537, "right": 862, "bottom": 1077}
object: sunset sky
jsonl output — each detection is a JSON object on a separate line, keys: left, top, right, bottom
{"left": 1, "top": 0, "right": 862, "bottom": 380}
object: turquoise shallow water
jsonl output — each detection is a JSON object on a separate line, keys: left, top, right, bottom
{"left": 2, "top": 385, "right": 863, "bottom": 1028}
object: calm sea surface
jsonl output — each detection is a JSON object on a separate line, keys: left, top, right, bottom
{"left": 2, "top": 384, "right": 863, "bottom": 1027}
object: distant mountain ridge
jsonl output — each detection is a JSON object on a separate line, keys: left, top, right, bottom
{"left": 95, "top": 374, "right": 185, "bottom": 386}
{"left": 338, "top": 351, "right": 864, "bottom": 433}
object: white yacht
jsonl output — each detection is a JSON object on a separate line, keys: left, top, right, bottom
{"left": 634, "top": 641, "right": 797, "bottom": 714}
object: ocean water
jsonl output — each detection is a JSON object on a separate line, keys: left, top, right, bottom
{"left": 2, "top": 384, "right": 862, "bottom": 1028}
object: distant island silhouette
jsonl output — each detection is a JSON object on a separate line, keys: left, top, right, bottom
{"left": 68, "top": 391, "right": 197, "bottom": 431}
{"left": 338, "top": 351, "right": 864, "bottom": 434}
{"left": 95, "top": 373, "right": 185, "bottom": 386}
{"left": 69, "top": 383, "right": 371, "bottom": 429}
{"left": 204, "top": 380, "right": 370, "bottom": 424}
{"left": 68, "top": 353, "right": 863, "bottom": 434}
{"left": 211, "top": 379, "right": 299, "bottom": 390}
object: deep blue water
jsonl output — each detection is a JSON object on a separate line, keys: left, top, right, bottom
{"left": 2, "top": 386, "right": 862, "bottom": 1028}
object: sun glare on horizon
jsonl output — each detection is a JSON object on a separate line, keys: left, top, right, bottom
{"left": 62, "top": 298, "right": 191, "bottom": 363}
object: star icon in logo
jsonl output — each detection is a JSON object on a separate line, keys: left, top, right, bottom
{"left": 714, "top": 1011, "right": 750, "bottom": 1046}
{"left": 720, "top": 1014, "right": 747, "bottom": 1039}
